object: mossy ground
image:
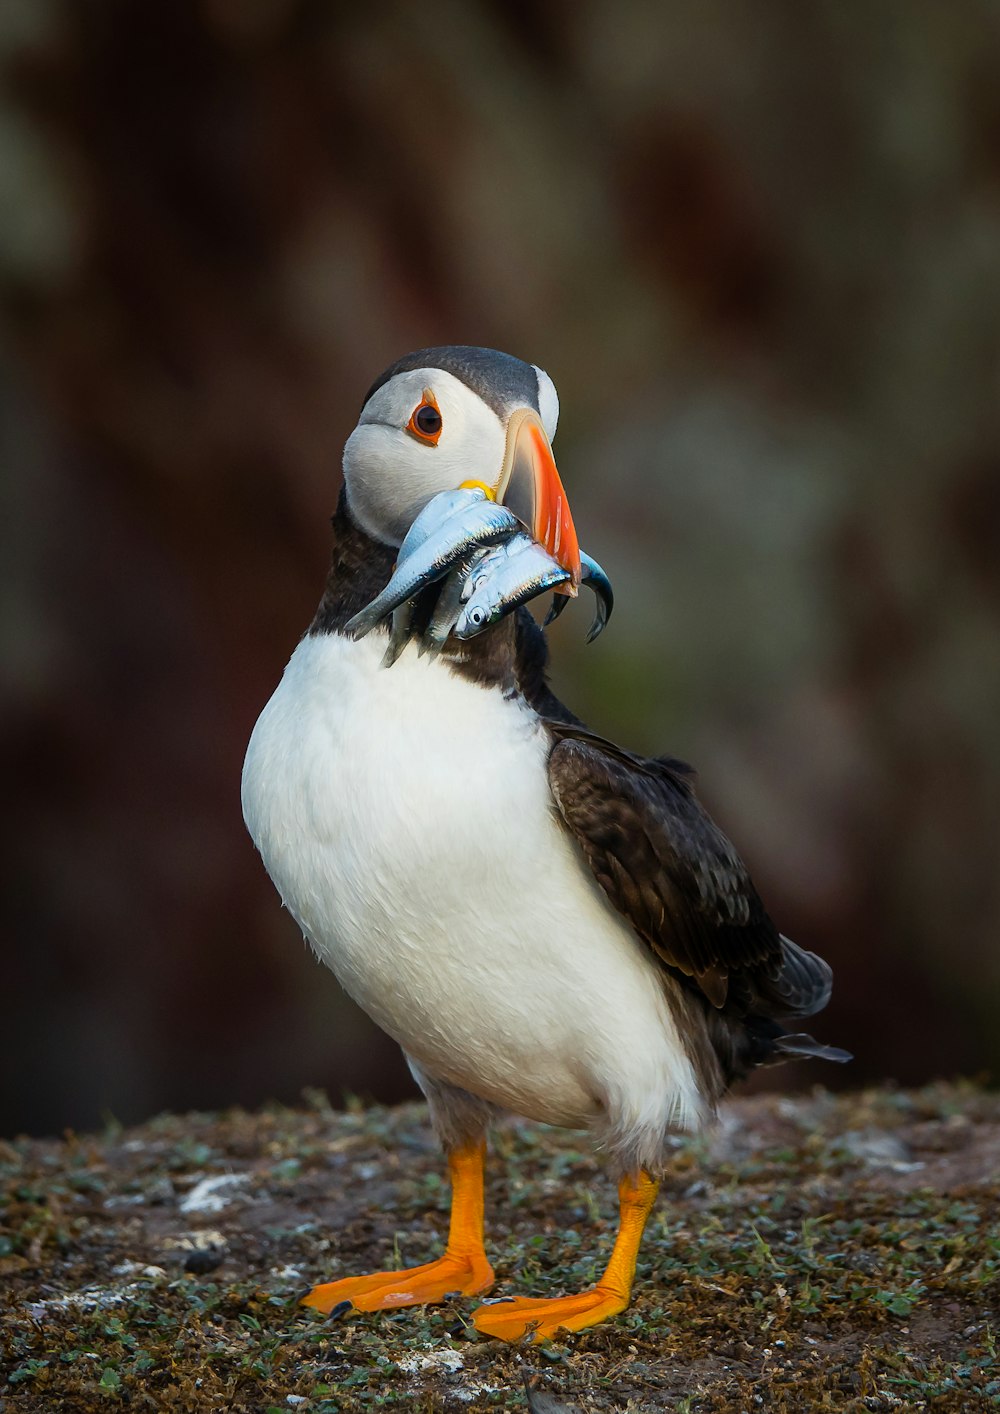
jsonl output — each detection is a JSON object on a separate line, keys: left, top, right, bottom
{"left": 1, "top": 1083, "right": 998, "bottom": 1412}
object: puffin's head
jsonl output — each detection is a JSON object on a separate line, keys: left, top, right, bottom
{"left": 343, "top": 345, "right": 580, "bottom": 584}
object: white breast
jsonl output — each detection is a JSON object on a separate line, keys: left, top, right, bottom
{"left": 241, "top": 631, "right": 704, "bottom": 1160}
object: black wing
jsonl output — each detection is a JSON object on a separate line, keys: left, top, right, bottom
{"left": 514, "top": 608, "right": 835, "bottom": 1022}
{"left": 547, "top": 724, "right": 811, "bottom": 1008}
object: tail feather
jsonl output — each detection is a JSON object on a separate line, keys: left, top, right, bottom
{"left": 754, "top": 936, "right": 833, "bottom": 1019}
{"left": 772, "top": 1032, "right": 853, "bottom": 1064}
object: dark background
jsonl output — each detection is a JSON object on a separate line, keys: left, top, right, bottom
{"left": 3, "top": 1, "right": 999, "bottom": 1138}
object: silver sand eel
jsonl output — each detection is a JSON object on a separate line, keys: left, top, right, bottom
{"left": 453, "top": 533, "right": 571, "bottom": 640}
{"left": 543, "top": 550, "right": 614, "bottom": 642}
{"left": 346, "top": 491, "right": 520, "bottom": 642}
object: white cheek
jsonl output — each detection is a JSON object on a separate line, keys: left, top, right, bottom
{"left": 342, "top": 418, "right": 505, "bottom": 546}
{"left": 342, "top": 424, "right": 414, "bottom": 545}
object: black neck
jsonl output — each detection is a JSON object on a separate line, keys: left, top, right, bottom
{"left": 309, "top": 490, "right": 396, "bottom": 636}
{"left": 309, "top": 489, "right": 521, "bottom": 693}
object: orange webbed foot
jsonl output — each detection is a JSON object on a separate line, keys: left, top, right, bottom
{"left": 472, "top": 1284, "right": 628, "bottom": 1343}
{"left": 303, "top": 1140, "right": 493, "bottom": 1317}
{"left": 473, "top": 1169, "right": 660, "bottom": 1343}
{"left": 301, "top": 1250, "right": 495, "bottom": 1315}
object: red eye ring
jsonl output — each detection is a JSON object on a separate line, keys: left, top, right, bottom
{"left": 406, "top": 390, "right": 443, "bottom": 445}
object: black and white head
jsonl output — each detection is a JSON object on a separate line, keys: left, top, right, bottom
{"left": 343, "top": 346, "right": 580, "bottom": 583}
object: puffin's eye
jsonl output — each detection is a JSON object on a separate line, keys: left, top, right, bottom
{"left": 406, "top": 392, "right": 443, "bottom": 445}
{"left": 415, "top": 404, "right": 441, "bottom": 436}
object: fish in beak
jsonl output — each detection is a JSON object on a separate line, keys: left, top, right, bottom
{"left": 493, "top": 409, "right": 581, "bottom": 593}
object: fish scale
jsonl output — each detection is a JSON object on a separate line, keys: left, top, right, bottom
{"left": 454, "top": 533, "right": 570, "bottom": 639}
{"left": 347, "top": 487, "right": 614, "bottom": 655}
{"left": 345, "top": 495, "right": 520, "bottom": 640}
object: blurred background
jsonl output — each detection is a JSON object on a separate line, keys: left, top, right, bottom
{"left": 3, "top": 0, "right": 999, "bottom": 1138}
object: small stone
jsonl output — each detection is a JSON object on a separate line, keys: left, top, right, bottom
{"left": 179, "top": 1173, "right": 250, "bottom": 1214}
{"left": 184, "top": 1247, "right": 223, "bottom": 1275}
{"left": 841, "top": 1130, "right": 916, "bottom": 1167}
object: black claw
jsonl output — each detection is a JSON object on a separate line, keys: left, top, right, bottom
{"left": 328, "top": 1300, "right": 353, "bottom": 1322}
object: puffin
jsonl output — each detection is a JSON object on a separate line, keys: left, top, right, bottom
{"left": 241, "top": 345, "right": 847, "bottom": 1342}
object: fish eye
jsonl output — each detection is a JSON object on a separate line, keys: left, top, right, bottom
{"left": 407, "top": 392, "right": 443, "bottom": 445}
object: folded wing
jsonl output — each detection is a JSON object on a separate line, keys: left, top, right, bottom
{"left": 546, "top": 724, "right": 834, "bottom": 1026}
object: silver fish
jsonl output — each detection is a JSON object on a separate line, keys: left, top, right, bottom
{"left": 543, "top": 591, "right": 570, "bottom": 628}
{"left": 346, "top": 496, "right": 520, "bottom": 640}
{"left": 380, "top": 493, "right": 489, "bottom": 665}
{"left": 380, "top": 601, "right": 414, "bottom": 668}
{"left": 543, "top": 548, "right": 614, "bottom": 642}
{"left": 453, "top": 534, "right": 571, "bottom": 639}
{"left": 460, "top": 534, "right": 532, "bottom": 594}
{"left": 579, "top": 549, "right": 614, "bottom": 642}
{"left": 397, "top": 486, "right": 487, "bottom": 560}
{"left": 421, "top": 548, "right": 492, "bottom": 655}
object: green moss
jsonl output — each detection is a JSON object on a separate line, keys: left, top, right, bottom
{"left": 1, "top": 1083, "right": 998, "bottom": 1410}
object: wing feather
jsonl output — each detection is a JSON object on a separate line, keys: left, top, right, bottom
{"left": 512, "top": 608, "right": 837, "bottom": 1031}
{"left": 546, "top": 725, "right": 828, "bottom": 1017}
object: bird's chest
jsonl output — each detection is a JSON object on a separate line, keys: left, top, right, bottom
{"left": 241, "top": 630, "right": 554, "bottom": 1023}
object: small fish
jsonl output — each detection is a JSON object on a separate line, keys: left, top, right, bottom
{"left": 421, "top": 548, "right": 492, "bottom": 655}
{"left": 543, "top": 548, "right": 614, "bottom": 642}
{"left": 380, "top": 493, "right": 488, "bottom": 665}
{"left": 579, "top": 550, "right": 614, "bottom": 642}
{"left": 453, "top": 534, "right": 571, "bottom": 639}
{"left": 346, "top": 496, "right": 520, "bottom": 640}
{"left": 543, "top": 593, "right": 570, "bottom": 629}
{"left": 377, "top": 486, "right": 493, "bottom": 663}
{"left": 397, "top": 486, "right": 487, "bottom": 560}
{"left": 380, "top": 601, "right": 414, "bottom": 668}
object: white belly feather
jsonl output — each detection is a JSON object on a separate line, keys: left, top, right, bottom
{"left": 241, "top": 631, "right": 703, "bottom": 1147}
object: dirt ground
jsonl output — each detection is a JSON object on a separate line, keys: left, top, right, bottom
{"left": 1, "top": 1083, "right": 998, "bottom": 1412}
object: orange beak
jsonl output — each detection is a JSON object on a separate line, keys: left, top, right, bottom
{"left": 493, "top": 408, "right": 581, "bottom": 592}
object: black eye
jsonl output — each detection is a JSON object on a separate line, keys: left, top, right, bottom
{"left": 407, "top": 393, "right": 444, "bottom": 444}
{"left": 415, "top": 404, "right": 442, "bottom": 436}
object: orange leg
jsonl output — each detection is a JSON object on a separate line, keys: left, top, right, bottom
{"left": 301, "top": 1141, "right": 494, "bottom": 1315}
{"left": 472, "top": 1169, "right": 659, "bottom": 1343}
